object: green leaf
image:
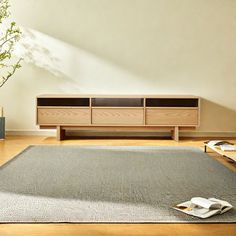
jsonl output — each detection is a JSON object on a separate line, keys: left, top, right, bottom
{"left": 0, "top": 0, "right": 22, "bottom": 88}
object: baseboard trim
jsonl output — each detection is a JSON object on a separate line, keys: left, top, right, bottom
{"left": 6, "top": 129, "right": 236, "bottom": 138}
{"left": 180, "top": 131, "right": 236, "bottom": 138}
{"left": 6, "top": 129, "right": 56, "bottom": 136}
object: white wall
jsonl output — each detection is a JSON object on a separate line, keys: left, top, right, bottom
{"left": 0, "top": 0, "right": 236, "bottom": 135}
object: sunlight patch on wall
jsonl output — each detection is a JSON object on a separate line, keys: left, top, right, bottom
{"left": 13, "top": 28, "right": 155, "bottom": 94}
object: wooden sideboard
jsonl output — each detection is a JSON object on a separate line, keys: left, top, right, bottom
{"left": 36, "top": 95, "right": 200, "bottom": 141}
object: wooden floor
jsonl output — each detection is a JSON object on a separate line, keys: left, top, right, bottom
{"left": 0, "top": 135, "right": 235, "bottom": 236}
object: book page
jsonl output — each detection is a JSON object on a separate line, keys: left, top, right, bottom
{"left": 191, "top": 197, "right": 221, "bottom": 209}
{"left": 207, "top": 140, "right": 222, "bottom": 147}
{"left": 173, "top": 201, "right": 220, "bottom": 218}
{"left": 208, "top": 198, "right": 233, "bottom": 213}
{"left": 220, "top": 144, "right": 236, "bottom": 151}
{"left": 173, "top": 198, "right": 233, "bottom": 218}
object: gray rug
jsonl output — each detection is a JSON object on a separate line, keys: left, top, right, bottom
{"left": 0, "top": 145, "right": 235, "bottom": 223}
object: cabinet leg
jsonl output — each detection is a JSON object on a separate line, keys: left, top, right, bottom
{"left": 171, "top": 126, "right": 179, "bottom": 142}
{"left": 56, "top": 126, "right": 65, "bottom": 141}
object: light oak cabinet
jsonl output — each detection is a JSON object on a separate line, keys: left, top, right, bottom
{"left": 38, "top": 108, "right": 90, "bottom": 125}
{"left": 36, "top": 95, "right": 200, "bottom": 141}
{"left": 92, "top": 108, "right": 144, "bottom": 125}
{"left": 146, "top": 108, "right": 198, "bottom": 126}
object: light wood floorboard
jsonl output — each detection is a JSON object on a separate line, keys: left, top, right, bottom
{"left": 0, "top": 135, "right": 235, "bottom": 236}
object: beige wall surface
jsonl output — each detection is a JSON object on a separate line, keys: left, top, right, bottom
{"left": 0, "top": 0, "right": 236, "bottom": 134}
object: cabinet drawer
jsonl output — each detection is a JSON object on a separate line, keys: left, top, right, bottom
{"left": 92, "top": 108, "right": 144, "bottom": 125}
{"left": 37, "top": 108, "right": 90, "bottom": 125}
{"left": 146, "top": 108, "right": 198, "bottom": 126}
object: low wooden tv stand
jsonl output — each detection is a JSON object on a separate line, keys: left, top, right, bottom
{"left": 36, "top": 95, "right": 200, "bottom": 141}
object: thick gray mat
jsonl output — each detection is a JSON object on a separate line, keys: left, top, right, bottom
{"left": 0, "top": 145, "right": 235, "bottom": 223}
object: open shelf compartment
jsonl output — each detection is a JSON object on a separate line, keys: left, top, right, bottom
{"left": 91, "top": 98, "right": 144, "bottom": 107}
{"left": 146, "top": 98, "right": 199, "bottom": 107}
{"left": 37, "top": 98, "right": 90, "bottom": 107}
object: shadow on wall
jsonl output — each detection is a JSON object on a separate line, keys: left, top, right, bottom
{"left": 199, "top": 99, "right": 236, "bottom": 132}
{"left": 13, "top": 28, "right": 155, "bottom": 94}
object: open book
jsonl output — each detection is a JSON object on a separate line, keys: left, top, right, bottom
{"left": 205, "top": 140, "right": 236, "bottom": 152}
{"left": 173, "top": 197, "right": 233, "bottom": 218}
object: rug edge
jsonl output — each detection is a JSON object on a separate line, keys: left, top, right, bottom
{"left": 0, "top": 145, "right": 35, "bottom": 169}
